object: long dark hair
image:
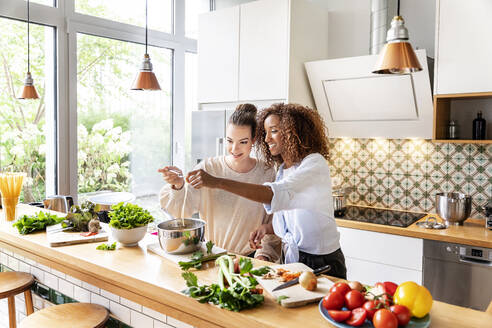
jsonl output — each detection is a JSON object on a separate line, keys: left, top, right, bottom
{"left": 228, "top": 103, "right": 258, "bottom": 138}
{"left": 256, "top": 103, "right": 330, "bottom": 167}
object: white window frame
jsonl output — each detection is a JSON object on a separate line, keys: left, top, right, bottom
{"left": 0, "top": 0, "right": 199, "bottom": 201}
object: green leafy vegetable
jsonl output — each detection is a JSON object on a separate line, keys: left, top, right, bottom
{"left": 182, "top": 271, "right": 198, "bottom": 287}
{"left": 178, "top": 253, "right": 224, "bottom": 270}
{"left": 276, "top": 295, "right": 289, "bottom": 304}
{"left": 238, "top": 258, "right": 270, "bottom": 276}
{"left": 108, "top": 202, "right": 154, "bottom": 229}
{"left": 250, "top": 266, "right": 271, "bottom": 276}
{"left": 62, "top": 201, "right": 100, "bottom": 232}
{"left": 206, "top": 240, "right": 214, "bottom": 254}
{"left": 191, "top": 250, "right": 203, "bottom": 261}
{"left": 239, "top": 257, "right": 253, "bottom": 275}
{"left": 182, "top": 255, "right": 264, "bottom": 312}
{"left": 96, "top": 242, "right": 117, "bottom": 251}
{"left": 13, "top": 212, "right": 65, "bottom": 235}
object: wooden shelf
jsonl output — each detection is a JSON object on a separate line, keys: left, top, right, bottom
{"left": 433, "top": 93, "right": 492, "bottom": 143}
{"left": 433, "top": 139, "right": 492, "bottom": 144}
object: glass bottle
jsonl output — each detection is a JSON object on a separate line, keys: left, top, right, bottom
{"left": 448, "top": 120, "right": 458, "bottom": 139}
{"left": 472, "top": 111, "right": 486, "bottom": 140}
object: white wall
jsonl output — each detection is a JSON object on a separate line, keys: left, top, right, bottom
{"left": 400, "top": 0, "right": 436, "bottom": 58}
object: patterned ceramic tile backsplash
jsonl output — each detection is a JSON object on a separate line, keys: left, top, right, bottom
{"left": 328, "top": 139, "right": 492, "bottom": 217}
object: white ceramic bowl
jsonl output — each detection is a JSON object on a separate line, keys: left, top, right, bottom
{"left": 110, "top": 225, "right": 147, "bottom": 246}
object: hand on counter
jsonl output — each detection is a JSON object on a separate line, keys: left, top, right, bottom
{"left": 158, "top": 166, "right": 184, "bottom": 190}
{"left": 249, "top": 223, "right": 274, "bottom": 249}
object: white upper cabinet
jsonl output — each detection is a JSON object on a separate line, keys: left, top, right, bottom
{"left": 198, "top": 7, "right": 240, "bottom": 103}
{"left": 436, "top": 0, "right": 492, "bottom": 94}
{"left": 239, "top": 0, "right": 288, "bottom": 101}
{"left": 305, "top": 50, "right": 434, "bottom": 139}
{"left": 198, "top": 0, "right": 329, "bottom": 106}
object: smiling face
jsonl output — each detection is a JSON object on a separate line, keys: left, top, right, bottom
{"left": 225, "top": 124, "right": 254, "bottom": 164}
{"left": 264, "top": 114, "right": 284, "bottom": 157}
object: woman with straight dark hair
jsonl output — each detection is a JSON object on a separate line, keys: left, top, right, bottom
{"left": 159, "top": 104, "right": 280, "bottom": 262}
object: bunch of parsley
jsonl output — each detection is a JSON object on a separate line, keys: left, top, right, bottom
{"left": 13, "top": 212, "right": 65, "bottom": 235}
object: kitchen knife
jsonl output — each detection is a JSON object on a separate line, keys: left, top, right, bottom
{"left": 271, "top": 264, "right": 331, "bottom": 292}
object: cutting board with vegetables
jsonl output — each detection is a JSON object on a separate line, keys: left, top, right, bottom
{"left": 257, "top": 262, "right": 335, "bottom": 308}
{"left": 46, "top": 224, "right": 108, "bottom": 247}
{"left": 147, "top": 242, "right": 227, "bottom": 264}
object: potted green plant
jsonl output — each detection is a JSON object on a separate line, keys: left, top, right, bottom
{"left": 108, "top": 202, "right": 154, "bottom": 246}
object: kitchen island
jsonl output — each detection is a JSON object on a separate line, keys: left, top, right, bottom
{"left": 0, "top": 205, "right": 491, "bottom": 328}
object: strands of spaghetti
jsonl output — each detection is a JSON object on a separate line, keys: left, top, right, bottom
{"left": 0, "top": 172, "right": 25, "bottom": 221}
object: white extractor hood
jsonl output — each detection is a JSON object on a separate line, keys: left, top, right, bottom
{"left": 305, "top": 49, "right": 433, "bottom": 139}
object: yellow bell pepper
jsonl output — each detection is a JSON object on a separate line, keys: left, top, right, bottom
{"left": 393, "top": 281, "right": 433, "bottom": 318}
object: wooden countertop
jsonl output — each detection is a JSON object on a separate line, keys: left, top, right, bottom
{"left": 0, "top": 205, "right": 491, "bottom": 328}
{"left": 336, "top": 212, "right": 492, "bottom": 249}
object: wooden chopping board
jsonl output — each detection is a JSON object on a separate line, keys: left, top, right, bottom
{"left": 147, "top": 242, "right": 227, "bottom": 264}
{"left": 46, "top": 224, "right": 108, "bottom": 247}
{"left": 257, "top": 262, "right": 335, "bottom": 308}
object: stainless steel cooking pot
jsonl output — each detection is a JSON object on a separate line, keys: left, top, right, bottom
{"left": 435, "top": 192, "right": 472, "bottom": 226}
{"left": 333, "top": 186, "right": 350, "bottom": 217}
{"left": 157, "top": 218, "right": 205, "bottom": 254}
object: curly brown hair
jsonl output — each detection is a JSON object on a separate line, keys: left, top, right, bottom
{"left": 256, "top": 103, "right": 330, "bottom": 167}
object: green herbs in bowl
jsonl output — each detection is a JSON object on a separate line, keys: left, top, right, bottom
{"left": 108, "top": 203, "right": 154, "bottom": 246}
{"left": 108, "top": 202, "right": 154, "bottom": 229}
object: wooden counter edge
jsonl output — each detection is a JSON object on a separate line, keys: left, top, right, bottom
{"left": 0, "top": 236, "right": 271, "bottom": 328}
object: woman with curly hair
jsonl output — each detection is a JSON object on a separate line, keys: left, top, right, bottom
{"left": 186, "top": 103, "right": 346, "bottom": 278}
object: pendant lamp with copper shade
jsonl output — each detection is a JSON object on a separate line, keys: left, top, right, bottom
{"left": 19, "top": 0, "right": 39, "bottom": 99}
{"left": 372, "top": 0, "right": 422, "bottom": 74}
{"left": 131, "top": 0, "right": 161, "bottom": 90}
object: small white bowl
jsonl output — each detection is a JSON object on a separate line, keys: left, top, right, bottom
{"left": 110, "top": 225, "right": 147, "bottom": 246}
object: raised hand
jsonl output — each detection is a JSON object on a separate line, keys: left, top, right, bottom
{"left": 158, "top": 166, "right": 184, "bottom": 189}
{"left": 186, "top": 169, "right": 219, "bottom": 189}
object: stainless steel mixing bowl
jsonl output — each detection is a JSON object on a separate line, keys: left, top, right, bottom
{"left": 157, "top": 218, "right": 205, "bottom": 254}
{"left": 435, "top": 192, "right": 472, "bottom": 226}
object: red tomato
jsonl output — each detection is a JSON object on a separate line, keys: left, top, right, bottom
{"left": 233, "top": 258, "right": 240, "bottom": 274}
{"left": 327, "top": 310, "right": 351, "bottom": 322}
{"left": 330, "top": 282, "right": 352, "bottom": 296}
{"left": 322, "top": 291, "right": 345, "bottom": 310}
{"left": 390, "top": 304, "right": 411, "bottom": 326}
{"left": 345, "top": 290, "right": 365, "bottom": 310}
{"left": 383, "top": 281, "right": 398, "bottom": 297}
{"left": 362, "top": 300, "right": 383, "bottom": 320}
{"left": 373, "top": 309, "right": 398, "bottom": 328}
{"left": 346, "top": 307, "right": 368, "bottom": 327}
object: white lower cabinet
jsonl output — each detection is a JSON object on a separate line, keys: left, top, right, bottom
{"left": 338, "top": 227, "right": 423, "bottom": 285}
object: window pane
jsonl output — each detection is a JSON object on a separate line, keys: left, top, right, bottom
{"left": 31, "top": 0, "right": 55, "bottom": 6}
{"left": 0, "top": 17, "right": 55, "bottom": 202}
{"left": 185, "top": 0, "right": 210, "bottom": 39}
{"left": 77, "top": 34, "right": 172, "bottom": 220}
{"left": 75, "top": 0, "right": 172, "bottom": 34}
{"left": 184, "top": 52, "right": 198, "bottom": 172}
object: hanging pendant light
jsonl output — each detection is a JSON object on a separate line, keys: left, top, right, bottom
{"left": 19, "top": 0, "right": 39, "bottom": 99}
{"left": 131, "top": 0, "right": 161, "bottom": 90}
{"left": 372, "top": 0, "right": 422, "bottom": 74}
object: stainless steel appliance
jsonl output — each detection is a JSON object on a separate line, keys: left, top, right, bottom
{"left": 423, "top": 239, "right": 492, "bottom": 311}
{"left": 43, "top": 195, "right": 74, "bottom": 213}
{"left": 335, "top": 205, "right": 425, "bottom": 227}
{"left": 435, "top": 192, "right": 472, "bottom": 226}
{"left": 191, "top": 109, "right": 234, "bottom": 167}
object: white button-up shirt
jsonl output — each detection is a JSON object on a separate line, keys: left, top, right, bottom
{"left": 263, "top": 153, "right": 341, "bottom": 263}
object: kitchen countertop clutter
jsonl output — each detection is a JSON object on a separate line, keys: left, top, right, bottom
{"left": 0, "top": 204, "right": 491, "bottom": 328}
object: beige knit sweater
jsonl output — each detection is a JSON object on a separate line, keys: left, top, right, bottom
{"left": 159, "top": 156, "right": 280, "bottom": 261}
